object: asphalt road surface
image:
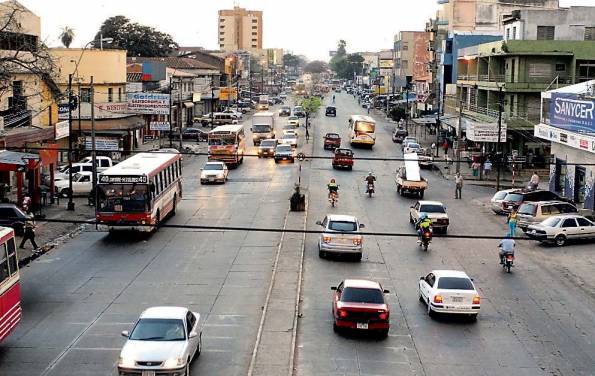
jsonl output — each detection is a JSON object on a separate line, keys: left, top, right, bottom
{"left": 1, "top": 93, "right": 595, "bottom": 376}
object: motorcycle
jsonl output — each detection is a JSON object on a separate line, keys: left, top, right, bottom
{"left": 418, "top": 228, "right": 433, "bottom": 252}
{"left": 501, "top": 252, "right": 514, "bottom": 273}
{"left": 366, "top": 183, "right": 375, "bottom": 198}
{"left": 329, "top": 191, "right": 338, "bottom": 207}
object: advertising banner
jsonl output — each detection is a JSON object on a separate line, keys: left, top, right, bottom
{"left": 127, "top": 93, "right": 170, "bottom": 115}
{"left": 466, "top": 121, "right": 507, "bottom": 142}
{"left": 85, "top": 136, "right": 120, "bottom": 151}
{"left": 535, "top": 123, "right": 595, "bottom": 154}
{"left": 549, "top": 93, "right": 595, "bottom": 134}
{"left": 149, "top": 121, "right": 171, "bottom": 131}
{"left": 55, "top": 120, "right": 69, "bottom": 140}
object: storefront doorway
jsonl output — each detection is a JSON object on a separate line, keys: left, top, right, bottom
{"left": 575, "top": 166, "right": 586, "bottom": 204}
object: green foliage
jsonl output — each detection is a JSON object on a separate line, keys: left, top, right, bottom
{"left": 304, "top": 60, "right": 328, "bottom": 74}
{"left": 329, "top": 41, "right": 365, "bottom": 79}
{"left": 300, "top": 96, "right": 322, "bottom": 115}
{"left": 283, "top": 53, "right": 306, "bottom": 68}
{"left": 94, "top": 16, "right": 178, "bottom": 57}
{"left": 59, "top": 26, "right": 75, "bottom": 48}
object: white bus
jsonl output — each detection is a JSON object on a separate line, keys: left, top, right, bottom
{"left": 208, "top": 123, "right": 246, "bottom": 166}
{"left": 349, "top": 115, "right": 376, "bottom": 148}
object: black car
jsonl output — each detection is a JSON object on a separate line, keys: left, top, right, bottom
{"left": 325, "top": 106, "right": 337, "bottom": 117}
{"left": 182, "top": 127, "right": 208, "bottom": 141}
{"left": 501, "top": 189, "right": 572, "bottom": 214}
{"left": 279, "top": 106, "right": 291, "bottom": 117}
{"left": 0, "top": 203, "right": 29, "bottom": 235}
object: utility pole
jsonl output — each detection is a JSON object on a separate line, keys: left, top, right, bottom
{"left": 435, "top": 92, "right": 441, "bottom": 158}
{"left": 67, "top": 73, "right": 75, "bottom": 211}
{"left": 178, "top": 78, "right": 183, "bottom": 151}
{"left": 169, "top": 76, "right": 173, "bottom": 148}
{"left": 91, "top": 76, "right": 97, "bottom": 208}
{"left": 456, "top": 92, "right": 463, "bottom": 174}
{"left": 211, "top": 76, "right": 215, "bottom": 130}
{"left": 405, "top": 84, "right": 410, "bottom": 132}
{"left": 496, "top": 85, "right": 503, "bottom": 191}
{"left": 77, "top": 81, "right": 82, "bottom": 139}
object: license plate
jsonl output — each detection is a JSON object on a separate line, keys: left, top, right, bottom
{"left": 142, "top": 372, "right": 155, "bottom": 376}
{"left": 356, "top": 323, "right": 368, "bottom": 329}
{"left": 451, "top": 297, "right": 463, "bottom": 303}
{"left": 209, "top": 178, "right": 215, "bottom": 182}
{"left": 114, "top": 205, "right": 122, "bottom": 212}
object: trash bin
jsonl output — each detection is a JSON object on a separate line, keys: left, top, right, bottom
{"left": 290, "top": 185, "right": 306, "bottom": 212}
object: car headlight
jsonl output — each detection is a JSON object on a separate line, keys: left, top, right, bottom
{"left": 163, "top": 357, "right": 184, "bottom": 369}
{"left": 118, "top": 357, "right": 136, "bottom": 368}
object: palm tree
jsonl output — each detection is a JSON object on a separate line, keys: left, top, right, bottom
{"left": 59, "top": 27, "right": 75, "bottom": 48}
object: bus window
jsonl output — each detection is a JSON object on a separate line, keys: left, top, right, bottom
{"left": 7, "top": 239, "right": 16, "bottom": 276}
{"left": 97, "top": 184, "right": 149, "bottom": 213}
{"left": 0, "top": 245, "right": 8, "bottom": 282}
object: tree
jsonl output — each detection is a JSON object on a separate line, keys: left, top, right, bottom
{"left": 93, "top": 16, "right": 178, "bottom": 57}
{"left": 59, "top": 26, "right": 75, "bottom": 48}
{"left": 336, "top": 40, "right": 347, "bottom": 57}
{"left": 300, "top": 96, "right": 321, "bottom": 132}
{"left": 0, "top": 2, "right": 56, "bottom": 98}
{"left": 330, "top": 40, "right": 351, "bottom": 78}
{"left": 304, "top": 60, "right": 328, "bottom": 74}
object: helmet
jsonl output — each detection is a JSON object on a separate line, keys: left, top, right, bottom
{"left": 368, "top": 172, "right": 373, "bottom": 176}
{"left": 420, "top": 213, "right": 428, "bottom": 220}
{"left": 330, "top": 178, "right": 336, "bottom": 183}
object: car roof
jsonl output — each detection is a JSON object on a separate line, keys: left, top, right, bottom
{"left": 204, "top": 161, "right": 225, "bottom": 165}
{"left": 326, "top": 214, "right": 358, "bottom": 222}
{"left": 418, "top": 201, "right": 444, "bottom": 206}
{"left": 432, "top": 270, "right": 471, "bottom": 279}
{"left": 546, "top": 214, "right": 590, "bottom": 221}
{"left": 520, "top": 200, "right": 574, "bottom": 206}
{"left": 140, "top": 306, "right": 188, "bottom": 320}
{"left": 343, "top": 279, "right": 381, "bottom": 289}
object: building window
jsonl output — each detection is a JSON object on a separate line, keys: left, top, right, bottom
{"left": 252, "top": 19, "right": 258, "bottom": 23}
{"left": 536, "top": 26, "right": 555, "bottom": 40}
{"left": 220, "top": 37, "right": 225, "bottom": 42}
{"left": 80, "top": 88, "right": 91, "bottom": 103}
{"left": 402, "top": 44, "right": 408, "bottom": 51}
{"left": 220, "top": 25, "right": 225, "bottom": 29}
{"left": 220, "top": 19, "right": 225, "bottom": 23}
{"left": 555, "top": 64, "right": 566, "bottom": 72}
{"left": 108, "top": 88, "right": 113, "bottom": 102}
{"left": 220, "top": 31, "right": 225, "bottom": 35}
{"left": 252, "top": 38, "right": 257, "bottom": 42}
{"left": 118, "top": 87, "right": 122, "bottom": 102}
{"left": 220, "top": 44, "right": 225, "bottom": 48}
{"left": 252, "top": 25, "right": 257, "bottom": 30}
{"left": 252, "top": 45, "right": 257, "bottom": 48}
{"left": 506, "top": 28, "right": 510, "bottom": 40}
{"left": 252, "top": 32, "right": 257, "bottom": 36}
{"left": 585, "top": 27, "right": 595, "bottom": 41}
{"left": 512, "top": 26, "right": 517, "bottom": 40}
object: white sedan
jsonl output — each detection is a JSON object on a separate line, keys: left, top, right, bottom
{"left": 118, "top": 306, "right": 201, "bottom": 375}
{"left": 418, "top": 270, "right": 480, "bottom": 320}
{"left": 54, "top": 171, "right": 93, "bottom": 197}
{"left": 526, "top": 214, "right": 595, "bottom": 246}
{"left": 409, "top": 200, "right": 450, "bottom": 233}
{"left": 287, "top": 116, "right": 300, "bottom": 128}
{"left": 280, "top": 133, "right": 298, "bottom": 148}
{"left": 404, "top": 142, "right": 422, "bottom": 154}
{"left": 200, "top": 161, "right": 229, "bottom": 184}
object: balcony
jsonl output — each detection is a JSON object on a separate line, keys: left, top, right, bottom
{"left": 0, "top": 109, "right": 32, "bottom": 128}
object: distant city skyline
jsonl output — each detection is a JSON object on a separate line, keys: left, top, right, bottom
{"left": 15, "top": 0, "right": 595, "bottom": 61}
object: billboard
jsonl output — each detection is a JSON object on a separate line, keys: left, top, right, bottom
{"left": 219, "top": 87, "right": 237, "bottom": 101}
{"left": 127, "top": 93, "right": 170, "bottom": 115}
{"left": 379, "top": 59, "right": 393, "bottom": 69}
{"left": 465, "top": 120, "right": 507, "bottom": 142}
{"left": 150, "top": 121, "right": 171, "bottom": 131}
{"left": 549, "top": 93, "right": 595, "bottom": 134}
{"left": 535, "top": 123, "right": 595, "bottom": 154}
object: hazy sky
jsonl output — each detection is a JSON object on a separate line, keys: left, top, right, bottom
{"left": 17, "top": 0, "right": 595, "bottom": 61}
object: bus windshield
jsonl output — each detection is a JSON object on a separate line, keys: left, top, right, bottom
{"left": 209, "top": 136, "right": 236, "bottom": 146}
{"left": 354, "top": 121, "right": 375, "bottom": 133}
{"left": 97, "top": 184, "right": 149, "bottom": 213}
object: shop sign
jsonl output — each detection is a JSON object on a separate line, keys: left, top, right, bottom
{"left": 466, "top": 121, "right": 507, "bottom": 142}
{"left": 149, "top": 121, "right": 171, "bottom": 131}
{"left": 550, "top": 93, "right": 595, "bottom": 134}
{"left": 85, "top": 136, "right": 120, "bottom": 151}
{"left": 55, "top": 120, "right": 69, "bottom": 140}
{"left": 535, "top": 123, "right": 595, "bottom": 154}
{"left": 127, "top": 93, "right": 170, "bottom": 115}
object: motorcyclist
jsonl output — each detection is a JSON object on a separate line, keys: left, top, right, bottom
{"left": 327, "top": 178, "right": 339, "bottom": 198}
{"left": 416, "top": 213, "right": 433, "bottom": 240}
{"left": 498, "top": 235, "right": 516, "bottom": 264}
{"left": 364, "top": 172, "right": 376, "bottom": 193}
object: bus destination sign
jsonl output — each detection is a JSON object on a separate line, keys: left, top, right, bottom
{"left": 99, "top": 175, "right": 148, "bottom": 184}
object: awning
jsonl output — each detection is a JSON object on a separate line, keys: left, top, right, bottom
{"left": 2, "top": 126, "right": 56, "bottom": 148}
{"left": 183, "top": 102, "right": 194, "bottom": 108}
{"left": 75, "top": 116, "right": 145, "bottom": 132}
{"left": 0, "top": 150, "right": 39, "bottom": 166}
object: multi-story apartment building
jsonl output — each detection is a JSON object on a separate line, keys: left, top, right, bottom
{"left": 218, "top": 7, "right": 263, "bottom": 52}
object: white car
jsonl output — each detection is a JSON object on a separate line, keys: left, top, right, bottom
{"left": 280, "top": 133, "right": 298, "bottom": 148}
{"left": 283, "top": 129, "right": 298, "bottom": 138}
{"left": 54, "top": 171, "right": 93, "bottom": 197}
{"left": 403, "top": 142, "right": 422, "bottom": 154}
{"left": 287, "top": 116, "right": 300, "bottom": 128}
{"left": 401, "top": 137, "right": 418, "bottom": 151}
{"left": 409, "top": 200, "right": 449, "bottom": 233}
{"left": 316, "top": 214, "right": 365, "bottom": 261}
{"left": 418, "top": 270, "right": 480, "bottom": 320}
{"left": 490, "top": 189, "right": 516, "bottom": 215}
{"left": 526, "top": 214, "right": 595, "bottom": 246}
{"left": 200, "top": 161, "right": 229, "bottom": 184}
{"left": 222, "top": 108, "right": 243, "bottom": 119}
{"left": 118, "top": 306, "right": 201, "bottom": 376}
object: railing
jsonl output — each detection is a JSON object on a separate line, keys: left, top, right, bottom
{"left": 457, "top": 74, "right": 478, "bottom": 81}
{"left": 2, "top": 109, "right": 32, "bottom": 128}
{"left": 462, "top": 103, "right": 501, "bottom": 119}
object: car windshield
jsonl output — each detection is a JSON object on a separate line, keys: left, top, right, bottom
{"left": 518, "top": 203, "right": 536, "bottom": 215}
{"left": 277, "top": 145, "right": 291, "bottom": 152}
{"left": 260, "top": 140, "right": 276, "bottom": 147}
{"left": 341, "top": 287, "right": 384, "bottom": 304}
{"left": 97, "top": 184, "right": 149, "bottom": 213}
{"left": 493, "top": 191, "right": 508, "bottom": 200}
{"left": 283, "top": 134, "right": 295, "bottom": 139}
{"left": 253, "top": 125, "right": 272, "bottom": 133}
{"left": 204, "top": 164, "right": 223, "bottom": 171}
{"left": 437, "top": 277, "right": 474, "bottom": 290}
{"left": 129, "top": 318, "right": 186, "bottom": 341}
{"left": 419, "top": 204, "right": 445, "bottom": 213}
{"left": 288, "top": 116, "right": 298, "bottom": 121}
{"left": 408, "top": 143, "right": 420, "bottom": 149}
{"left": 328, "top": 220, "right": 357, "bottom": 232}
{"left": 541, "top": 217, "right": 562, "bottom": 227}
{"left": 504, "top": 193, "right": 523, "bottom": 202}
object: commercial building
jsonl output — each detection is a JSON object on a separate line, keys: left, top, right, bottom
{"left": 218, "top": 6, "right": 263, "bottom": 52}
{"left": 536, "top": 80, "right": 595, "bottom": 210}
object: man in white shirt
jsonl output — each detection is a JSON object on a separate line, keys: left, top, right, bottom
{"left": 529, "top": 172, "right": 540, "bottom": 190}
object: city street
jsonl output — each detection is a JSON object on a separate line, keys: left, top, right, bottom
{"left": 1, "top": 94, "right": 595, "bottom": 376}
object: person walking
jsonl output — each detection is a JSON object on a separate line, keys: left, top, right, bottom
{"left": 443, "top": 140, "right": 449, "bottom": 156}
{"left": 305, "top": 126, "right": 310, "bottom": 143}
{"left": 484, "top": 158, "right": 492, "bottom": 178}
{"left": 454, "top": 172, "right": 464, "bottom": 199}
{"left": 529, "top": 171, "right": 540, "bottom": 191}
{"left": 19, "top": 218, "right": 39, "bottom": 251}
{"left": 507, "top": 209, "right": 518, "bottom": 237}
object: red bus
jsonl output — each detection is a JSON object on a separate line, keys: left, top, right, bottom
{"left": 96, "top": 152, "right": 183, "bottom": 232}
{"left": 208, "top": 123, "right": 245, "bottom": 166}
{"left": 0, "top": 227, "right": 20, "bottom": 343}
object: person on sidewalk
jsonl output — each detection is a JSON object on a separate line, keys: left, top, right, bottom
{"left": 19, "top": 218, "right": 39, "bottom": 251}
{"left": 454, "top": 172, "right": 464, "bottom": 199}
{"left": 305, "top": 127, "right": 310, "bottom": 143}
{"left": 507, "top": 209, "right": 518, "bottom": 237}
{"left": 484, "top": 159, "right": 492, "bottom": 178}
{"left": 529, "top": 171, "right": 540, "bottom": 191}
{"left": 471, "top": 161, "right": 480, "bottom": 177}
{"left": 443, "top": 140, "right": 449, "bottom": 156}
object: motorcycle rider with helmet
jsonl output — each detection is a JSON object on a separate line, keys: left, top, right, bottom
{"left": 327, "top": 178, "right": 339, "bottom": 198}
{"left": 364, "top": 172, "right": 376, "bottom": 193}
{"left": 416, "top": 212, "right": 433, "bottom": 241}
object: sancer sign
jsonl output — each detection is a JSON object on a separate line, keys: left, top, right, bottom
{"left": 550, "top": 93, "right": 595, "bottom": 134}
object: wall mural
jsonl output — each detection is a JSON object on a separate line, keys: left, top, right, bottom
{"left": 564, "top": 165, "right": 575, "bottom": 201}
{"left": 549, "top": 161, "right": 557, "bottom": 192}
{"left": 585, "top": 172, "right": 594, "bottom": 210}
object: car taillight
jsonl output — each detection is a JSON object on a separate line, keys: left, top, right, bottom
{"left": 353, "top": 238, "right": 362, "bottom": 246}
{"left": 378, "top": 311, "right": 388, "bottom": 320}
{"left": 433, "top": 295, "right": 443, "bottom": 304}
{"left": 338, "top": 309, "right": 348, "bottom": 318}
{"left": 323, "top": 236, "right": 332, "bottom": 243}
{"left": 506, "top": 254, "right": 514, "bottom": 261}
{"left": 472, "top": 296, "right": 481, "bottom": 305}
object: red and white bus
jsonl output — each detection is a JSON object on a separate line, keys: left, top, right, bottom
{"left": 0, "top": 227, "right": 20, "bottom": 343}
{"left": 208, "top": 123, "right": 245, "bottom": 166}
{"left": 96, "top": 152, "right": 183, "bottom": 232}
